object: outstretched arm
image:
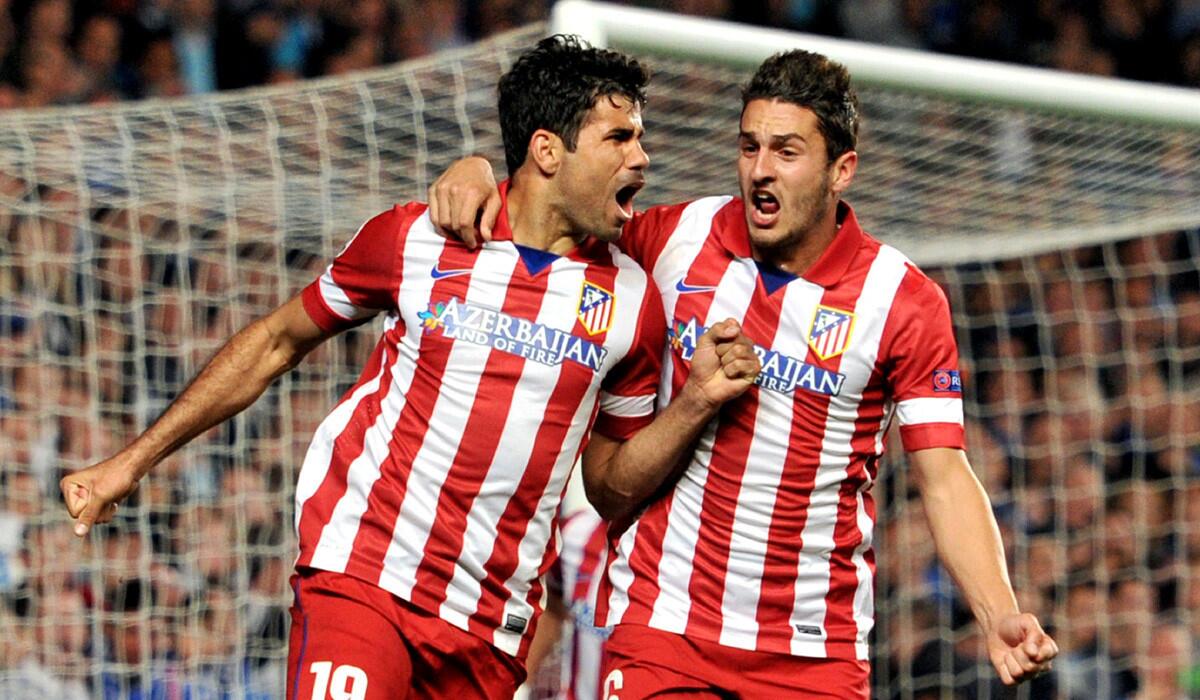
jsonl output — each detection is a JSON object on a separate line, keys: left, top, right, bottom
{"left": 909, "top": 447, "right": 1058, "bottom": 685}
{"left": 61, "top": 296, "right": 334, "bottom": 536}
{"left": 427, "top": 155, "right": 500, "bottom": 249}
{"left": 583, "top": 319, "right": 759, "bottom": 522}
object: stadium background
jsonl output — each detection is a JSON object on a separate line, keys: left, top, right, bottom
{"left": 0, "top": 0, "right": 1198, "bottom": 698}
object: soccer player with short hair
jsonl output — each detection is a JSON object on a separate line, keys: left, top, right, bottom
{"left": 431, "top": 48, "right": 1059, "bottom": 698}
{"left": 59, "top": 36, "right": 760, "bottom": 700}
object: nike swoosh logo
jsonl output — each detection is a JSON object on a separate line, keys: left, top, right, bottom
{"left": 675, "top": 278, "right": 718, "bottom": 294}
{"left": 431, "top": 265, "right": 472, "bottom": 280}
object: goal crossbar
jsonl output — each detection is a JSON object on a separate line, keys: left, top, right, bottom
{"left": 552, "top": 0, "right": 1200, "bottom": 129}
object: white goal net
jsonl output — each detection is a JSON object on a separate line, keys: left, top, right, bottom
{"left": 1, "top": 3, "right": 1198, "bottom": 698}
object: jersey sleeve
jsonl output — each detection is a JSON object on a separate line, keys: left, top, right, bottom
{"left": 593, "top": 279, "right": 666, "bottom": 441}
{"left": 301, "top": 203, "right": 425, "bottom": 333}
{"left": 617, "top": 202, "right": 688, "bottom": 271}
{"left": 881, "top": 266, "right": 965, "bottom": 452}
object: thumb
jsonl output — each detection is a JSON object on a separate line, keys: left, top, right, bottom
{"left": 74, "top": 495, "right": 103, "bottom": 537}
{"left": 708, "top": 318, "right": 741, "bottom": 341}
{"left": 480, "top": 192, "right": 502, "bottom": 241}
{"left": 1019, "top": 614, "right": 1045, "bottom": 654}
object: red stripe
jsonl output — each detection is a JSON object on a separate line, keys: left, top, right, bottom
{"left": 295, "top": 329, "right": 397, "bottom": 568}
{"left": 619, "top": 201, "right": 690, "bottom": 271}
{"left": 607, "top": 227, "right": 734, "bottom": 628}
{"left": 820, "top": 369, "right": 887, "bottom": 658}
{"left": 341, "top": 242, "right": 479, "bottom": 583}
{"left": 682, "top": 289, "right": 782, "bottom": 641}
{"left": 899, "top": 422, "right": 966, "bottom": 450}
{"left": 753, "top": 253, "right": 876, "bottom": 654}
{"left": 468, "top": 257, "right": 621, "bottom": 645}
{"left": 407, "top": 259, "right": 548, "bottom": 614}
{"left": 300, "top": 281, "right": 350, "bottom": 333}
{"left": 574, "top": 518, "right": 609, "bottom": 603}
{"left": 820, "top": 246, "right": 894, "bottom": 658}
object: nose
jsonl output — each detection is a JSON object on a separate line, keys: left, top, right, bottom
{"left": 750, "top": 149, "right": 773, "bottom": 184}
{"left": 627, "top": 138, "right": 649, "bottom": 171}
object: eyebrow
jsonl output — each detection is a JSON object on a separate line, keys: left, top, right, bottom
{"left": 606, "top": 125, "right": 643, "bottom": 139}
{"left": 739, "top": 131, "right": 806, "bottom": 145}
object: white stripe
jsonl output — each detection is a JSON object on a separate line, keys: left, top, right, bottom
{"left": 381, "top": 245, "right": 522, "bottom": 599}
{"left": 789, "top": 245, "right": 909, "bottom": 658}
{"left": 651, "top": 197, "right": 733, "bottom": 308}
{"left": 598, "top": 392, "right": 655, "bottom": 418}
{"left": 646, "top": 423, "right": 715, "bottom": 632}
{"left": 318, "top": 269, "right": 365, "bottom": 321}
{"left": 493, "top": 376, "right": 597, "bottom": 654}
{"left": 489, "top": 253, "right": 649, "bottom": 653}
{"left": 648, "top": 255, "right": 758, "bottom": 631}
{"left": 293, "top": 325, "right": 393, "bottom": 532}
{"left": 601, "top": 519, "right": 638, "bottom": 625}
{"left": 896, "top": 397, "right": 964, "bottom": 426}
{"left": 818, "top": 327, "right": 833, "bottom": 356}
{"left": 850, "top": 490, "right": 875, "bottom": 658}
{"left": 306, "top": 228, "right": 442, "bottom": 571}
{"left": 717, "top": 277, "right": 824, "bottom": 650}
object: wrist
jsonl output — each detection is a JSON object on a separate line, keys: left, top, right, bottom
{"left": 679, "top": 380, "right": 721, "bottom": 416}
{"left": 975, "top": 598, "right": 1020, "bottom": 635}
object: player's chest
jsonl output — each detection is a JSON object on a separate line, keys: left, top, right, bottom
{"left": 395, "top": 249, "right": 631, "bottom": 378}
{"left": 662, "top": 256, "right": 893, "bottom": 404}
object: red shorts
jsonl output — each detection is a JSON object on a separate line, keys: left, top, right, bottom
{"left": 286, "top": 568, "right": 525, "bottom": 700}
{"left": 600, "top": 623, "right": 869, "bottom": 699}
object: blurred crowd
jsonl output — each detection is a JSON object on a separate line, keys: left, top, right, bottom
{"left": 0, "top": 173, "right": 374, "bottom": 697}
{"left": 0, "top": 0, "right": 1197, "bottom": 112}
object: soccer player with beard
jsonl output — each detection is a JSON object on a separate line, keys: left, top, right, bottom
{"left": 429, "top": 49, "right": 1058, "bottom": 697}
{"left": 59, "top": 36, "right": 759, "bottom": 699}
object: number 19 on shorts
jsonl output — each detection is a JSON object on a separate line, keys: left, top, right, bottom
{"left": 309, "top": 661, "right": 368, "bottom": 700}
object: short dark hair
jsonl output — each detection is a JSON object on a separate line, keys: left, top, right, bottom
{"left": 742, "top": 50, "right": 859, "bottom": 162}
{"left": 498, "top": 34, "right": 649, "bottom": 175}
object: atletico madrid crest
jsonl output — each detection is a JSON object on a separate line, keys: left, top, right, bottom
{"left": 808, "top": 305, "right": 855, "bottom": 360}
{"left": 577, "top": 281, "right": 615, "bottom": 336}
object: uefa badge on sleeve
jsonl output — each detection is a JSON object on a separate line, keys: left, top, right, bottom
{"left": 932, "top": 369, "right": 962, "bottom": 392}
{"left": 807, "top": 305, "right": 855, "bottom": 360}
{"left": 578, "top": 280, "right": 615, "bottom": 336}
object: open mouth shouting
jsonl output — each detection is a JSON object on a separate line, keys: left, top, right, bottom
{"left": 614, "top": 179, "right": 644, "bottom": 221}
{"left": 750, "top": 189, "right": 781, "bottom": 228}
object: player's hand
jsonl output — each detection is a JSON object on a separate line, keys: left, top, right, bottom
{"left": 686, "top": 318, "right": 760, "bottom": 407}
{"left": 60, "top": 457, "right": 141, "bottom": 537}
{"left": 428, "top": 155, "right": 500, "bottom": 249}
{"left": 986, "top": 612, "right": 1058, "bottom": 685}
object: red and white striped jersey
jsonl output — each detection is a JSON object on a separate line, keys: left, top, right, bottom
{"left": 597, "top": 197, "right": 965, "bottom": 661}
{"left": 294, "top": 183, "right": 665, "bottom": 659}
{"left": 546, "top": 508, "right": 609, "bottom": 700}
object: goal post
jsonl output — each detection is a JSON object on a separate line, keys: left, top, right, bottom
{"left": 552, "top": 0, "right": 1200, "bottom": 128}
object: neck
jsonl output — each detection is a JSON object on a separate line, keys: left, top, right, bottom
{"left": 505, "top": 173, "right": 583, "bottom": 256}
{"left": 752, "top": 202, "right": 839, "bottom": 275}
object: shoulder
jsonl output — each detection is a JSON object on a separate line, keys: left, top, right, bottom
{"left": 626, "top": 196, "right": 734, "bottom": 239}
{"left": 605, "top": 243, "right": 655, "bottom": 291}
{"left": 891, "top": 252, "right": 949, "bottom": 310}
{"left": 379, "top": 201, "right": 433, "bottom": 237}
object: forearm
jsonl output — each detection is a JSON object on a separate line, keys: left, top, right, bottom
{"left": 586, "top": 384, "right": 718, "bottom": 520}
{"left": 918, "top": 459, "right": 1019, "bottom": 631}
{"left": 121, "top": 316, "right": 308, "bottom": 478}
